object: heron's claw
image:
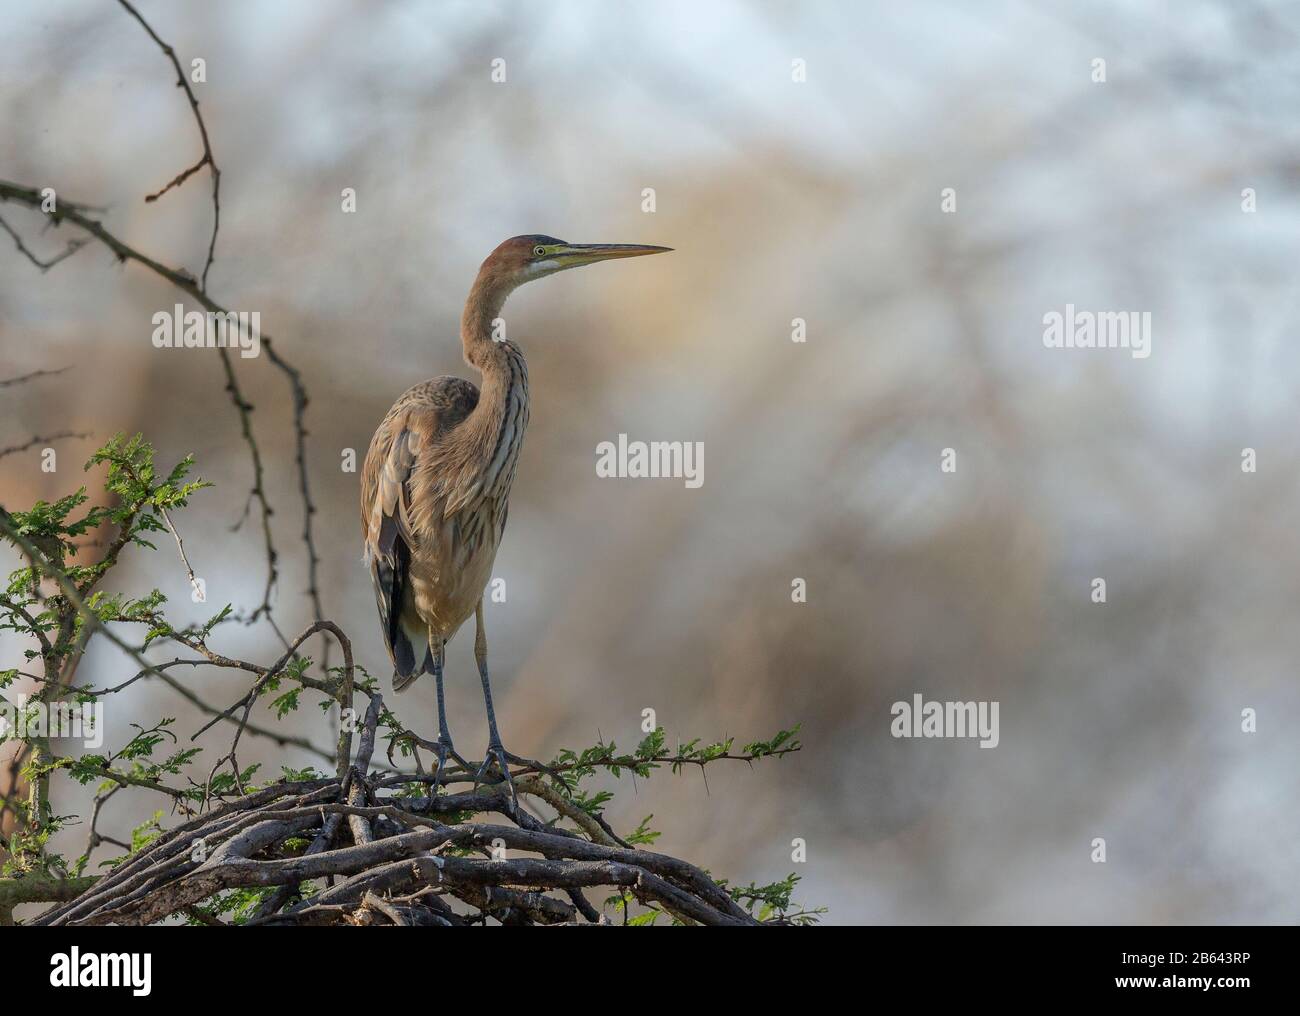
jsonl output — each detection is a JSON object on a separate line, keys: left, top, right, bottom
{"left": 431, "top": 736, "right": 471, "bottom": 782}
{"left": 474, "top": 743, "right": 570, "bottom": 805}
{"left": 475, "top": 742, "right": 519, "bottom": 808}
{"left": 408, "top": 732, "right": 469, "bottom": 785}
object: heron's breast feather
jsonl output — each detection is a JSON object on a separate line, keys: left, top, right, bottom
{"left": 405, "top": 512, "right": 499, "bottom": 640}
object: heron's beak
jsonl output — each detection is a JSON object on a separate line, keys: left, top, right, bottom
{"left": 553, "top": 243, "right": 673, "bottom": 268}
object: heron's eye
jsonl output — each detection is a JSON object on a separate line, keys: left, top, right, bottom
{"left": 533, "top": 245, "right": 546, "bottom": 258}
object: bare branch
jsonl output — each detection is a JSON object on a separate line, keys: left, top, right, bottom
{"left": 0, "top": 432, "right": 89, "bottom": 461}
{"left": 115, "top": 0, "right": 221, "bottom": 291}
{"left": 0, "top": 214, "right": 88, "bottom": 272}
{"left": 0, "top": 366, "right": 72, "bottom": 388}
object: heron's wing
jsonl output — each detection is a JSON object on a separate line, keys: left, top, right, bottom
{"left": 360, "top": 378, "right": 479, "bottom": 678}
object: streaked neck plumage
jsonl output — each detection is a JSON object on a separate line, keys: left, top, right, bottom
{"left": 456, "top": 264, "right": 530, "bottom": 516}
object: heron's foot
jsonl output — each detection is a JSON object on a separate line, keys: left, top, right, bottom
{"left": 474, "top": 742, "right": 569, "bottom": 802}
{"left": 407, "top": 732, "right": 470, "bottom": 782}
{"left": 431, "top": 735, "right": 471, "bottom": 782}
{"left": 474, "top": 741, "right": 520, "bottom": 808}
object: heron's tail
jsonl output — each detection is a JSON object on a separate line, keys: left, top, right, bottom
{"left": 392, "top": 667, "right": 422, "bottom": 693}
{"left": 391, "top": 617, "right": 434, "bottom": 693}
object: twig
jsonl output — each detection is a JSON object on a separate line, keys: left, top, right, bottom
{"left": 157, "top": 505, "right": 202, "bottom": 598}
{"left": 215, "top": 347, "right": 278, "bottom": 621}
{"left": 0, "top": 366, "right": 72, "bottom": 388}
{"left": 0, "top": 432, "right": 89, "bottom": 460}
{"left": 116, "top": 0, "right": 221, "bottom": 291}
{"left": 0, "top": 214, "right": 88, "bottom": 272}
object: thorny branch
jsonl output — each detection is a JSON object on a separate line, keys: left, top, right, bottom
{"left": 1, "top": 497, "right": 803, "bottom": 924}
{"left": 21, "top": 692, "right": 797, "bottom": 927}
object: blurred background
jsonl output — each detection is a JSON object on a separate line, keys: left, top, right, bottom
{"left": 3, "top": 0, "right": 1299, "bottom": 923}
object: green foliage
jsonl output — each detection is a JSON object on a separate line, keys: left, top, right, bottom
{"left": 544, "top": 725, "right": 813, "bottom": 924}
{"left": 2, "top": 824, "right": 65, "bottom": 878}
{"left": 546, "top": 724, "right": 801, "bottom": 793}
{"left": 129, "top": 812, "right": 167, "bottom": 855}
{"left": 48, "top": 719, "right": 203, "bottom": 801}
{"left": 194, "top": 884, "right": 294, "bottom": 925}
{"left": 86, "top": 432, "right": 209, "bottom": 537}
{"left": 270, "top": 687, "right": 301, "bottom": 718}
{"left": 604, "top": 891, "right": 663, "bottom": 926}
{"left": 625, "top": 814, "right": 660, "bottom": 846}
{"left": 206, "top": 764, "right": 261, "bottom": 797}
{"left": 279, "top": 765, "right": 326, "bottom": 783}
{"left": 4, "top": 488, "right": 101, "bottom": 571}
{"left": 721, "top": 872, "right": 826, "bottom": 925}
{"left": 1, "top": 434, "right": 207, "bottom": 658}
{"left": 742, "top": 726, "right": 802, "bottom": 758}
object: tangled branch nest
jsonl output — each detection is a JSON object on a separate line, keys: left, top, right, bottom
{"left": 32, "top": 697, "right": 789, "bottom": 927}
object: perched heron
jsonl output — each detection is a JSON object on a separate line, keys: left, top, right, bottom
{"left": 361, "top": 235, "right": 671, "bottom": 795}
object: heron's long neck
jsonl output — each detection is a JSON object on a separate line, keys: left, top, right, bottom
{"left": 461, "top": 270, "right": 529, "bottom": 388}
{"left": 459, "top": 272, "right": 530, "bottom": 503}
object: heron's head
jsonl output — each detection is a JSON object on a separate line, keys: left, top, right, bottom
{"left": 481, "top": 234, "right": 672, "bottom": 291}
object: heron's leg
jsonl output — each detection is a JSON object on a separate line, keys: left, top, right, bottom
{"left": 471, "top": 600, "right": 517, "bottom": 803}
{"left": 429, "top": 636, "right": 470, "bottom": 780}
{"left": 471, "top": 601, "right": 566, "bottom": 804}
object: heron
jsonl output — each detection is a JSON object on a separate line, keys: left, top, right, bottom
{"left": 361, "top": 235, "right": 672, "bottom": 798}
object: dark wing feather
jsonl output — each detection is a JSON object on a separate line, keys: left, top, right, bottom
{"left": 365, "top": 422, "right": 421, "bottom": 680}
{"left": 361, "top": 377, "right": 479, "bottom": 686}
